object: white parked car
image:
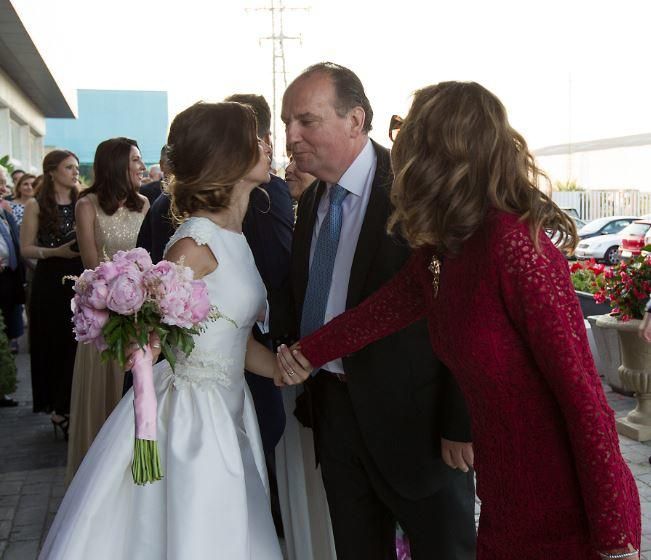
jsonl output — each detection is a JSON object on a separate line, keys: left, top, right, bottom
{"left": 575, "top": 232, "right": 627, "bottom": 265}
{"left": 642, "top": 228, "right": 651, "bottom": 256}
{"left": 577, "top": 216, "right": 638, "bottom": 240}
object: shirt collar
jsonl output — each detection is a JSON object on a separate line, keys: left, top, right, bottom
{"left": 328, "top": 138, "right": 374, "bottom": 197}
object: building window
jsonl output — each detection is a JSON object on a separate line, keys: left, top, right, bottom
{"left": 30, "top": 132, "right": 42, "bottom": 171}
{"left": 10, "top": 118, "right": 22, "bottom": 163}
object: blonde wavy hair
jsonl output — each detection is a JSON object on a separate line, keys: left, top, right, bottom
{"left": 166, "top": 102, "right": 259, "bottom": 223}
{"left": 388, "top": 81, "right": 577, "bottom": 255}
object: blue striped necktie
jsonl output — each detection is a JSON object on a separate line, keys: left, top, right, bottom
{"left": 301, "top": 184, "right": 349, "bottom": 337}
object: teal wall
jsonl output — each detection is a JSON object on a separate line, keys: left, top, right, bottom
{"left": 45, "top": 89, "right": 168, "bottom": 164}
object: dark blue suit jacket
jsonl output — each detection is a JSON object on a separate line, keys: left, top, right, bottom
{"left": 1, "top": 209, "right": 25, "bottom": 290}
{"left": 138, "top": 180, "right": 163, "bottom": 206}
{"left": 136, "top": 175, "right": 294, "bottom": 454}
{"left": 0, "top": 209, "right": 26, "bottom": 338}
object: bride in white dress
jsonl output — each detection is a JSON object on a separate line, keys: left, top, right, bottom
{"left": 39, "top": 102, "right": 284, "bottom": 560}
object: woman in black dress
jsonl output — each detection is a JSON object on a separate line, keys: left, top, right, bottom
{"left": 20, "top": 150, "right": 83, "bottom": 437}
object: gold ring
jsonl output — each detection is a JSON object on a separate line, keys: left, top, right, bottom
{"left": 152, "top": 343, "right": 161, "bottom": 349}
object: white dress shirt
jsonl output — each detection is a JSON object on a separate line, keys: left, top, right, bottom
{"left": 309, "top": 139, "right": 377, "bottom": 373}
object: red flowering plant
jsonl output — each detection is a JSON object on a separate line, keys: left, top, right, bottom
{"left": 592, "top": 250, "right": 651, "bottom": 321}
{"left": 569, "top": 259, "right": 607, "bottom": 294}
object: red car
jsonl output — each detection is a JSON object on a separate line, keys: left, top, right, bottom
{"left": 618, "top": 219, "right": 651, "bottom": 261}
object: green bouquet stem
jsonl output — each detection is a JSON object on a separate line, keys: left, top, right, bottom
{"left": 132, "top": 438, "right": 164, "bottom": 485}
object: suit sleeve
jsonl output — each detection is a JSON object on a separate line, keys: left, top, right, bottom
{"left": 244, "top": 178, "right": 294, "bottom": 290}
{"left": 150, "top": 196, "right": 175, "bottom": 264}
{"left": 299, "top": 252, "right": 428, "bottom": 368}
{"left": 136, "top": 208, "right": 152, "bottom": 254}
{"left": 438, "top": 367, "right": 473, "bottom": 442}
{"left": 497, "top": 226, "right": 640, "bottom": 552}
{"left": 243, "top": 178, "right": 295, "bottom": 347}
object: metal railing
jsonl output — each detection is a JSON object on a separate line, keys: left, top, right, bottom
{"left": 552, "top": 191, "right": 651, "bottom": 220}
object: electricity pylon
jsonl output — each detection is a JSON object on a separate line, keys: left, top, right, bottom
{"left": 248, "top": 0, "right": 309, "bottom": 163}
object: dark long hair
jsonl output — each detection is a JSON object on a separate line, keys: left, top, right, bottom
{"left": 388, "top": 81, "right": 576, "bottom": 255}
{"left": 79, "top": 137, "right": 145, "bottom": 215}
{"left": 37, "top": 150, "right": 80, "bottom": 237}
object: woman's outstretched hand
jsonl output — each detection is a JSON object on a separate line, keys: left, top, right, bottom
{"left": 275, "top": 344, "right": 313, "bottom": 386}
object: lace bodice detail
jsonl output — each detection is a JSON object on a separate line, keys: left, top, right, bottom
{"left": 164, "top": 217, "right": 266, "bottom": 388}
{"left": 299, "top": 210, "right": 640, "bottom": 555}
{"left": 87, "top": 194, "right": 144, "bottom": 259}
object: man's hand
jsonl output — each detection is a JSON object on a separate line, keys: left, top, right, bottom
{"left": 276, "top": 343, "right": 313, "bottom": 385}
{"left": 639, "top": 312, "right": 651, "bottom": 343}
{"left": 441, "top": 438, "right": 474, "bottom": 473}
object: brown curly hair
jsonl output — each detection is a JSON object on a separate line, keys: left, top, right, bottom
{"left": 388, "top": 81, "right": 577, "bottom": 256}
{"left": 167, "top": 102, "right": 259, "bottom": 222}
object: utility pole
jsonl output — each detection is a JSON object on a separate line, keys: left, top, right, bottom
{"left": 248, "top": 0, "right": 309, "bottom": 165}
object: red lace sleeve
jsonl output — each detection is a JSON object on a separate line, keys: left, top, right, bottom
{"left": 299, "top": 252, "right": 428, "bottom": 368}
{"left": 496, "top": 225, "right": 640, "bottom": 552}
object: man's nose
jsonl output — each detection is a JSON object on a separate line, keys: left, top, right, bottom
{"left": 285, "top": 121, "right": 300, "bottom": 146}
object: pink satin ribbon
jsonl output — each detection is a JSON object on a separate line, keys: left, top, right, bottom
{"left": 132, "top": 345, "right": 157, "bottom": 440}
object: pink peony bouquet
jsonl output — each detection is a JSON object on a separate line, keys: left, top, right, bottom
{"left": 67, "top": 248, "right": 233, "bottom": 484}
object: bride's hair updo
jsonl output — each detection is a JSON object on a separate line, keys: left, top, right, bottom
{"left": 166, "top": 102, "right": 259, "bottom": 220}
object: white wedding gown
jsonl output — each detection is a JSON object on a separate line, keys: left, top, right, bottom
{"left": 40, "top": 217, "right": 283, "bottom": 560}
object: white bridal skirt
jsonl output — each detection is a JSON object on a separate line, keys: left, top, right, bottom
{"left": 39, "top": 362, "right": 283, "bottom": 560}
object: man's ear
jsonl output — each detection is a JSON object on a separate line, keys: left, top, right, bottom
{"left": 348, "top": 107, "right": 366, "bottom": 137}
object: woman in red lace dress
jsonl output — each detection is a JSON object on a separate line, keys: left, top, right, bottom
{"left": 277, "top": 82, "right": 641, "bottom": 560}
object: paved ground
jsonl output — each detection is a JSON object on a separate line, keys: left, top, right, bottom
{"left": 0, "top": 345, "right": 65, "bottom": 560}
{"left": 1, "top": 335, "right": 651, "bottom": 559}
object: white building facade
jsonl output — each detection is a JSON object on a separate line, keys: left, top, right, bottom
{"left": 0, "top": 0, "right": 74, "bottom": 174}
{"left": 536, "top": 134, "right": 651, "bottom": 192}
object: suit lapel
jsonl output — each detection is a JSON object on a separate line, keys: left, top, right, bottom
{"left": 346, "top": 142, "right": 393, "bottom": 309}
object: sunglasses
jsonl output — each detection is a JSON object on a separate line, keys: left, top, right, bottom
{"left": 388, "top": 114, "right": 403, "bottom": 142}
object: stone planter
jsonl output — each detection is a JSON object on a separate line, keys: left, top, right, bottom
{"left": 596, "top": 315, "right": 651, "bottom": 441}
{"left": 587, "top": 316, "right": 632, "bottom": 396}
{"left": 575, "top": 290, "right": 610, "bottom": 319}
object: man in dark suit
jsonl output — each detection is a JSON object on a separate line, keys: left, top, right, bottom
{"left": 138, "top": 146, "right": 168, "bottom": 206}
{"left": 0, "top": 208, "right": 24, "bottom": 406}
{"left": 280, "top": 62, "right": 477, "bottom": 559}
{"left": 136, "top": 94, "right": 295, "bottom": 533}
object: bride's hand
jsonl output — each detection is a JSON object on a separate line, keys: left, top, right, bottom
{"left": 272, "top": 362, "right": 286, "bottom": 387}
{"left": 276, "top": 344, "right": 313, "bottom": 385}
{"left": 124, "top": 332, "right": 162, "bottom": 371}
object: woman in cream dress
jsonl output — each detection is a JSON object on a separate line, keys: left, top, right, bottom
{"left": 65, "top": 137, "right": 148, "bottom": 483}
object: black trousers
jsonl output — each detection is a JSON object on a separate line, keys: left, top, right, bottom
{"left": 311, "top": 372, "right": 477, "bottom": 560}
{"left": 0, "top": 269, "right": 16, "bottom": 334}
